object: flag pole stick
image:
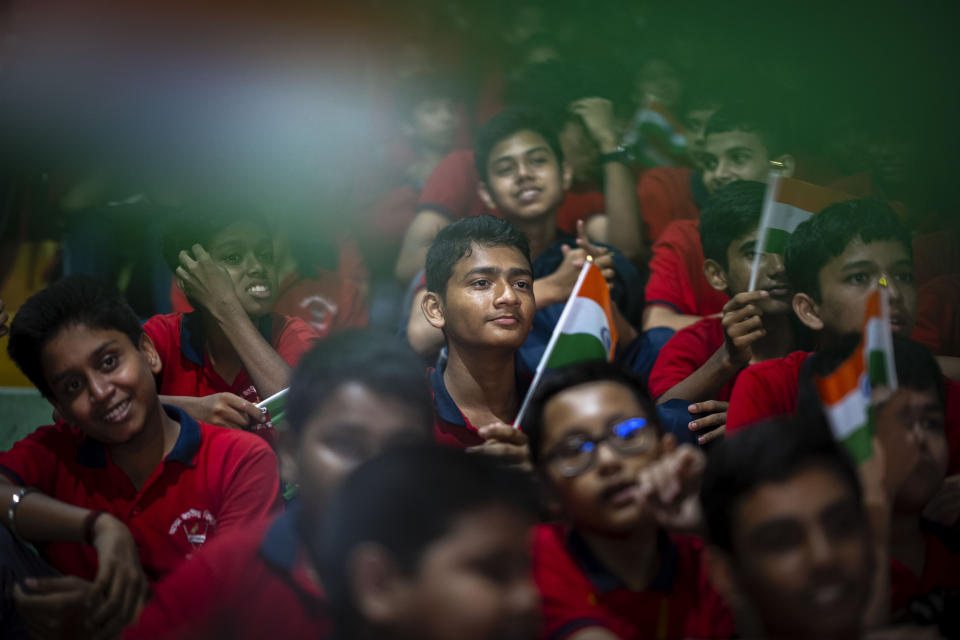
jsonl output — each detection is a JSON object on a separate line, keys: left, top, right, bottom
{"left": 513, "top": 261, "right": 593, "bottom": 429}
{"left": 748, "top": 171, "right": 783, "bottom": 292}
{"left": 256, "top": 387, "right": 289, "bottom": 411}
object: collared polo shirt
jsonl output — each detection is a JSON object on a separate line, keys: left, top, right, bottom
{"left": 0, "top": 406, "right": 281, "bottom": 582}
{"left": 531, "top": 522, "right": 734, "bottom": 640}
{"left": 127, "top": 506, "right": 330, "bottom": 640}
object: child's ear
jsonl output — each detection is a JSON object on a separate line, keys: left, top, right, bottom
{"left": 560, "top": 161, "right": 574, "bottom": 191}
{"left": 139, "top": 333, "right": 163, "bottom": 376}
{"left": 421, "top": 292, "right": 446, "bottom": 331}
{"left": 773, "top": 153, "right": 796, "bottom": 178}
{"left": 703, "top": 259, "right": 729, "bottom": 293}
{"left": 792, "top": 292, "right": 824, "bottom": 331}
{"left": 348, "top": 544, "right": 410, "bottom": 627}
{"left": 477, "top": 182, "right": 497, "bottom": 211}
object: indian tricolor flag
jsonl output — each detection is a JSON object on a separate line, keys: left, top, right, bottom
{"left": 814, "top": 288, "right": 898, "bottom": 462}
{"left": 749, "top": 176, "right": 853, "bottom": 290}
{"left": 513, "top": 260, "right": 617, "bottom": 427}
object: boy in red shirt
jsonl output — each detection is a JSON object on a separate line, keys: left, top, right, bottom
{"left": 643, "top": 104, "right": 796, "bottom": 333}
{"left": 315, "top": 445, "right": 540, "bottom": 640}
{"left": 126, "top": 331, "right": 435, "bottom": 639}
{"left": 648, "top": 181, "right": 800, "bottom": 446}
{"left": 522, "top": 361, "right": 734, "bottom": 639}
{"left": 1, "top": 276, "right": 280, "bottom": 639}
{"left": 147, "top": 204, "right": 320, "bottom": 437}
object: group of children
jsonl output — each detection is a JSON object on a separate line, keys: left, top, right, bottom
{"left": 0, "top": 71, "right": 958, "bottom": 640}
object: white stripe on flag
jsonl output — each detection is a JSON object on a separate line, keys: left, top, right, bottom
{"left": 823, "top": 381, "right": 869, "bottom": 440}
{"left": 768, "top": 201, "right": 814, "bottom": 233}
{"left": 561, "top": 296, "right": 611, "bottom": 339}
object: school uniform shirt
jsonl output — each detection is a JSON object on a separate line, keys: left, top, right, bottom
{"left": 911, "top": 274, "right": 960, "bottom": 357}
{"left": 644, "top": 220, "right": 729, "bottom": 319}
{"left": 272, "top": 272, "right": 369, "bottom": 341}
{"left": 143, "top": 311, "right": 320, "bottom": 443}
{"left": 126, "top": 505, "right": 329, "bottom": 640}
{"left": 889, "top": 519, "right": 960, "bottom": 617}
{"left": 532, "top": 523, "right": 734, "bottom": 640}
{"left": 0, "top": 406, "right": 282, "bottom": 582}
{"left": 648, "top": 317, "right": 735, "bottom": 401}
{"left": 636, "top": 166, "right": 707, "bottom": 243}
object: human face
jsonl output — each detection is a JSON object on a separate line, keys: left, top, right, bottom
{"left": 540, "top": 381, "right": 663, "bottom": 534}
{"left": 701, "top": 130, "right": 772, "bottom": 194}
{"left": 730, "top": 467, "right": 871, "bottom": 639}
{"left": 480, "top": 130, "right": 570, "bottom": 222}
{"left": 292, "top": 382, "right": 428, "bottom": 518}
{"left": 810, "top": 238, "right": 916, "bottom": 338}
{"left": 207, "top": 221, "right": 278, "bottom": 318}
{"left": 722, "top": 229, "right": 793, "bottom": 313}
{"left": 557, "top": 119, "right": 599, "bottom": 183}
{"left": 408, "top": 98, "right": 458, "bottom": 153}
{"left": 684, "top": 107, "right": 718, "bottom": 154}
{"left": 891, "top": 387, "right": 948, "bottom": 514}
{"left": 393, "top": 506, "right": 540, "bottom": 640}
{"left": 42, "top": 326, "right": 162, "bottom": 446}
{"left": 436, "top": 244, "right": 534, "bottom": 351}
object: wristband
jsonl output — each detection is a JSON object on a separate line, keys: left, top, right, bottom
{"left": 83, "top": 510, "right": 107, "bottom": 545}
{"left": 7, "top": 487, "right": 38, "bottom": 539}
{"left": 598, "top": 145, "right": 634, "bottom": 165}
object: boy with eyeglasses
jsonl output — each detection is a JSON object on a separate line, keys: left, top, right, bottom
{"left": 521, "top": 361, "right": 733, "bottom": 639}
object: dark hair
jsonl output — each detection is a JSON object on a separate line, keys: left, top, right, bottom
{"left": 797, "top": 334, "right": 946, "bottom": 419}
{"left": 7, "top": 276, "right": 144, "bottom": 398}
{"left": 424, "top": 215, "right": 532, "bottom": 298}
{"left": 286, "top": 330, "right": 433, "bottom": 437}
{"left": 698, "top": 181, "right": 767, "bottom": 270}
{"left": 700, "top": 415, "right": 863, "bottom": 553}
{"left": 160, "top": 200, "right": 272, "bottom": 273}
{"left": 394, "top": 72, "right": 459, "bottom": 122}
{"left": 785, "top": 199, "right": 912, "bottom": 300}
{"left": 314, "top": 445, "right": 538, "bottom": 635}
{"left": 704, "top": 102, "right": 790, "bottom": 157}
{"left": 521, "top": 360, "right": 659, "bottom": 466}
{"left": 474, "top": 107, "right": 565, "bottom": 183}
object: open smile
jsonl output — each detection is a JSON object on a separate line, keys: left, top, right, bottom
{"left": 245, "top": 282, "right": 273, "bottom": 299}
{"left": 102, "top": 398, "right": 132, "bottom": 423}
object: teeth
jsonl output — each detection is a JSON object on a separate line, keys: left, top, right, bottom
{"left": 247, "top": 285, "right": 268, "bottom": 293}
{"left": 104, "top": 399, "right": 129, "bottom": 421}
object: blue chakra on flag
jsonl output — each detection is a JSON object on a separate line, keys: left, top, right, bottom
{"left": 600, "top": 327, "right": 612, "bottom": 351}
{"left": 859, "top": 372, "right": 871, "bottom": 398}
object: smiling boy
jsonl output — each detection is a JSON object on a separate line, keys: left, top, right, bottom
{"left": 147, "top": 204, "right": 320, "bottom": 437}
{"left": 1, "top": 276, "right": 280, "bottom": 639}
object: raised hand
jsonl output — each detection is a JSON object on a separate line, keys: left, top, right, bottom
{"left": 634, "top": 444, "right": 706, "bottom": 532}
{"left": 176, "top": 244, "right": 243, "bottom": 317}
{"left": 192, "top": 392, "right": 267, "bottom": 430}
{"left": 569, "top": 97, "right": 620, "bottom": 152}
{"left": 687, "top": 400, "right": 728, "bottom": 445}
{"left": 721, "top": 290, "right": 770, "bottom": 369}
{"left": 466, "top": 421, "right": 532, "bottom": 471}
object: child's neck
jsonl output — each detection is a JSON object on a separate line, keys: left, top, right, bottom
{"left": 506, "top": 214, "right": 558, "bottom": 261}
{"left": 109, "top": 398, "right": 181, "bottom": 491}
{"left": 443, "top": 342, "right": 519, "bottom": 426}
{"left": 889, "top": 511, "right": 927, "bottom": 577}
{"left": 580, "top": 521, "right": 661, "bottom": 591}
{"left": 749, "top": 311, "right": 798, "bottom": 363}
{"left": 201, "top": 310, "right": 245, "bottom": 383}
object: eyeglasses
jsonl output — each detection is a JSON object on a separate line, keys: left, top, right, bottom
{"left": 544, "top": 418, "right": 655, "bottom": 477}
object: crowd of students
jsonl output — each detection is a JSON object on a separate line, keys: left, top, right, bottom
{"left": 0, "top": 4, "right": 959, "bottom": 639}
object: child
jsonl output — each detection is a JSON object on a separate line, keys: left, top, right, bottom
{"left": 2, "top": 276, "right": 280, "bottom": 639}
{"left": 643, "top": 104, "right": 796, "bottom": 333}
{"left": 126, "top": 331, "right": 434, "bottom": 639}
{"left": 648, "top": 181, "right": 800, "bottom": 445}
{"left": 149, "top": 203, "right": 320, "bottom": 437}
{"left": 315, "top": 445, "right": 540, "bottom": 640}
{"left": 522, "top": 361, "right": 734, "bottom": 639}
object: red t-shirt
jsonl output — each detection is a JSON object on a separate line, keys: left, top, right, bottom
{"left": 532, "top": 523, "right": 734, "bottom": 640}
{"left": 644, "top": 220, "right": 729, "bottom": 318}
{"left": 648, "top": 317, "right": 737, "bottom": 401}
{"left": 272, "top": 272, "right": 368, "bottom": 341}
{"left": 889, "top": 521, "right": 960, "bottom": 615}
{"left": 725, "top": 351, "right": 811, "bottom": 434}
{"left": 0, "top": 406, "right": 281, "bottom": 582}
{"left": 143, "top": 312, "right": 320, "bottom": 442}
{"left": 911, "top": 274, "right": 960, "bottom": 357}
{"left": 126, "top": 509, "right": 329, "bottom": 640}
{"left": 637, "top": 167, "right": 701, "bottom": 243}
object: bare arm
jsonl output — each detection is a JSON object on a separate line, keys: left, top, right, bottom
{"left": 642, "top": 304, "right": 703, "bottom": 332}
{"left": 395, "top": 209, "right": 451, "bottom": 284}
{"left": 158, "top": 394, "right": 265, "bottom": 430}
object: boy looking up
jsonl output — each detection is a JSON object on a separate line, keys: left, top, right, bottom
{"left": 522, "top": 361, "right": 734, "bottom": 639}
{"left": 149, "top": 204, "right": 320, "bottom": 436}
{"left": 127, "top": 331, "right": 433, "bottom": 639}
{"left": 2, "top": 276, "right": 280, "bottom": 639}
{"left": 643, "top": 104, "right": 796, "bottom": 333}
{"left": 315, "top": 445, "right": 540, "bottom": 640}
{"left": 649, "top": 181, "right": 799, "bottom": 445}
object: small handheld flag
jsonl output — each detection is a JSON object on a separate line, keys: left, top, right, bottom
{"left": 256, "top": 387, "right": 289, "bottom": 431}
{"left": 513, "top": 261, "right": 617, "bottom": 428}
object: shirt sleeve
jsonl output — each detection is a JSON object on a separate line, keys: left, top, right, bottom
{"left": 210, "top": 431, "right": 282, "bottom": 535}
{"left": 273, "top": 316, "right": 322, "bottom": 368}
{"left": 726, "top": 358, "right": 801, "bottom": 434}
{"left": 644, "top": 222, "right": 698, "bottom": 314}
{"left": 638, "top": 168, "right": 684, "bottom": 243}
{"left": 0, "top": 426, "right": 69, "bottom": 494}
{"left": 648, "top": 322, "right": 716, "bottom": 399}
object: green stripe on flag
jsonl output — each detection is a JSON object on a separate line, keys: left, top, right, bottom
{"left": 841, "top": 421, "right": 874, "bottom": 463}
{"left": 763, "top": 228, "right": 792, "bottom": 254}
{"left": 868, "top": 350, "right": 889, "bottom": 387}
{"left": 546, "top": 333, "right": 607, "bottom": 368}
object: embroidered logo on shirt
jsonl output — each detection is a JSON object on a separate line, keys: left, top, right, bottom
{"left": 169, "top": 509, "right": 217, "bottom": 548}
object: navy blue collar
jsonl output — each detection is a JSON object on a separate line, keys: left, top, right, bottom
{"left": 259, "top": 503, "right": 302, "bottom": 571}
{"left": 429, "top": 360, "right": 531, "bottom": 427}
{"left": 76, "top": 404, "right": 202, "bottom": 468}
{"left": 567, "top": 528, "right": 678, "bottom": 593}
{"left": 180, "top": 311, "right": 273, "bottom": 366}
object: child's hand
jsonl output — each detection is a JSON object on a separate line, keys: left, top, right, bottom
{"left": 87, "top": 514, "right": 150, "bottom": 639}
{"left": 720, "top": 290, "right": 769, "bottom": 369}
{"left": 569, "top": 97, "right": 620, "bottom": 152}
{"left": 176, "top": 244, "right": 243, "bottom": 317}
{"left": 0, "top": 297, "right": 8, "bottom": 338}
{"left": 194, "top": 392, "right": 267, "bottom": 430}
{"left": 574, "top": 219, "right": 616, "bottom": 283}
{"left": 687, "top": 400, "right": 728, "bottom": 445}
{"left": 14, "top": 576, "right": 90, "bottom": 640}
{"left": 467, "top": 422, "right": 532, "bottom": 471}
{"left": 634, "top": 444, "right": 705, "bottom": 532}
